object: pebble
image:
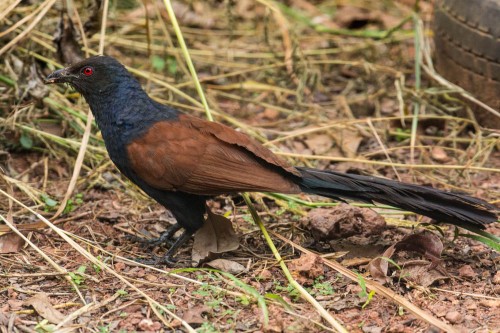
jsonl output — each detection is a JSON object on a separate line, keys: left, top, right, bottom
{"left": 445, "top": 310, "right": 463, "bottom": 324}
{"left": 457, "top": 265, "right": 476, "bottom": 278}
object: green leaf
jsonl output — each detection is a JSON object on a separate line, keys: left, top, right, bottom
{"left": 166, "top": 56, "right": 177, "bottom": 75}
{"left": 459, "top": 233, "right": 500, "bottom": 251}
{"left": 41, "top": 194, "right": 58, "bottom": 208}
{"left": 151, "top": 55, "right": 165, "bottom": 71}
{"left": 20, "top": 132, "right": 33, "bottom": 149}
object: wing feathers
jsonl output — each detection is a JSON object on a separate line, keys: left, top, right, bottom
{"left": 126, "top": 116, "right": 300, "bottom": 195}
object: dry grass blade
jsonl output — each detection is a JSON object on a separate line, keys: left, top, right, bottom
{"left": 242, "top": 194, "right": 348, "bottom": 333}
{"left": 0, "top": 0, "right": 57, "bottom": 56}
{"left": 0, "top": 189, "right": 197, "bottom": 332}
{"left": 1, "top": 0, "right": 498, "bottom": 331}
{"left": 271, "top": 232, "right": 458, "bottom": 333}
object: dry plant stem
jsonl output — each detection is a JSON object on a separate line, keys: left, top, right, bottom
{"left": 242, "top": 194, "right": 348, "bottom": 333}
{"left": 0, "top": 2, "right": 44, "bottom": 38}
{"left": 271, "top": 232, "right": 458, "bottom": 333}
{"left": 0, "top": 0, "right": 22, "bottom": 22}
{"left": 366, "top": 118, "right": 400, "bottom": 181}
{"left": 0, "top": 0, "right": 57, "bottom": 56}
{"left": 65, "top": 233, "right": 255, "bottom": 302}
{"left": 52, "top": 0, "right": 109, "bottom": 219}
{"left": 0, "top": 189, "right": 196, "bottom": 333}
{"left": 162, "top": 0, "right": 213, "bottom": 121}
{"left": 277, "top": 152, "right": 500, "bottom": 173}
{"left": 0, "top": 214, "right": 86, "bottom": 305}
{"left": 54, "top": 292, "right": 122, "bottom": 330}
{"left": 410, "top": 15, "right": 422, "bottom": 164}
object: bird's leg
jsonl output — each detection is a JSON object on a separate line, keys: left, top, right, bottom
{"left": 135, "top": 230, "right": 193, "bottom": 266}
{"left": 127, "top": 223, "right": 182, "bottom": 248}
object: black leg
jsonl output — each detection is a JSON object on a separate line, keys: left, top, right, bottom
{"left": 135, "top": 230, "right": 193, "bottom": 266}
{"left": 127, "top": 223, "right": 182, "bottom": 248}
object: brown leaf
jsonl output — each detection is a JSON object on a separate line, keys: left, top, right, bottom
{"left": 182, "top": 305, "right": 210, "bottom": 325}
{"left": 304, "top": 134, "right": 333, "bottom": 155}
{"left": 206, "top": 259, "right": 246, "bottom": 274}
{"left": 331, "top": 128, "right": 363, "bottom": 158}
{"left": 0, "top": 233, "right": 24, "bottom": 253}
{"left": 368, "top": 232, "right": 445, "bottom": 285}
{"left": 368, "top": 245, "right": 396, "bottom": 284}
{"left": 398, "top": 260, "right": 449, "bottom": 287}
{"left": 25, "top": 293, "right": 66, "bottom": 324}
{"left": 192, "top": 209, "right": 239, "bottom": 265}
{"left": 394, "top": 232, "right": 443, "bottom": 267}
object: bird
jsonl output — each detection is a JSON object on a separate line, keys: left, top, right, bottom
{"left": 44, "top": 55, "right": 498, "bottom": 265}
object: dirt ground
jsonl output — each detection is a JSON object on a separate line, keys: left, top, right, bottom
{"left": 0, "top": 0, "right": 499, "bottom": 332}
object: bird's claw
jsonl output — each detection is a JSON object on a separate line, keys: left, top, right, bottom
{"left": 133, "top": 254, "right": 182, "bottom": 267}
{"left": 125, "top": 234, "right": 174, "bottom": 248}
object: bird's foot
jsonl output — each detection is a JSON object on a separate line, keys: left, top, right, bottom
{"left": 126, "top": 234, "right": 174, "bottom": 248}
{"left": 126, "top": 223, "right": 182, "bottom": 248}
{"left": 132, "top": 229, "right": 194, "bottom": 267}
{"left": 134, "top": 254, "right": 180, "bottom": 267}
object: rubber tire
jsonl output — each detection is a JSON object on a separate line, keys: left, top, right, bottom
{"left": 434, "top": 0, "right": 500, "bottom": 129}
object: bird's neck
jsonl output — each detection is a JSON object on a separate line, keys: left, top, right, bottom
{"left": 82, "top": 83, "right": 180, "bottom": 162}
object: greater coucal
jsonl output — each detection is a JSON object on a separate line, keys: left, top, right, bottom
{"left": 45, "top": 56, "right": 498, "bottom": 265}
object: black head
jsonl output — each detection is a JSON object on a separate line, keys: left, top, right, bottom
{"left": 45, "top": 56, "right": 135, "bottom": 96}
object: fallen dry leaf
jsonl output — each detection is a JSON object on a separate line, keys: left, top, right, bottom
{"left": 182, "top": 305, "right": 210, "bottom": 325}
{"left": 395, "top": 232, "right": 443, "bottom": 267}
{"left": 331, "top": 128, "right": 363, "bottom": 158}
{"left": 192, "top": 208, "right": 239, "bottom": 265}
{"left": 0, "top": 234, "right": 24, "bottom": 253}
{"left": 368, "top": 245, "right": 396, "bottom": 284}
{"left": 398, "top": 260, "right": 449, "bottom": 287}
{"left": 206, "top": 259, "right": 246, "bottom": 274}
{"left": 24, "top": 293, "right": 66, "bottom": 324}
{"left": 368, "top": 231, "right": 445, "bottom": 285}
{"left": 304, "top": 134, "right": 333, "bottom": 155}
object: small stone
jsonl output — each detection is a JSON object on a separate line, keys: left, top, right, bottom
{"left": 362, "top": 326, "right": 382, "bottom": 333}
{"left": 431, "top": 147, "right": 449, "bottom": 162}
{"left": 138, "top": 318, "right": 161, "bottom": 331}
{"left": 145, "top": 274, "right": 157, "bottom": 282}
{"left": 263, "top": 108, "right": 280, "bottom": 120}
{"left": 445, "top": 311, "right": 463, "bottom": 324}
{"left": 457, "top": 265, "right": 476, "bottom": 278}
{"left": 258, "top": 269, "right": 272, "bottom": 280}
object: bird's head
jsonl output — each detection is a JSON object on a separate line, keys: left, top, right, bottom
{"left": 45, "top": 55, "right": 135, "bottom": 96}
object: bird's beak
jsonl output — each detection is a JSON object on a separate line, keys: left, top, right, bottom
{"left": 44, "top": 68, "right": 74, "bottom": 84}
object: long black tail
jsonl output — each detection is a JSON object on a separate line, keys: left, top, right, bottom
{"left": 297, "top": 167, "right": 498, "bottom": 229}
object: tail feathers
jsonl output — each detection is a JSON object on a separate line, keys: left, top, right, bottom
{"left": 297, "top": 167, "right": 498, "bottom": 229}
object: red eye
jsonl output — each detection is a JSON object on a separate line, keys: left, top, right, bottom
{"left": 82, "top": 67, "right": 94, "bottom": 76}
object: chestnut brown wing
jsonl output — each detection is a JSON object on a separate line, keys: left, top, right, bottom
{"left": 126, "top": 115, "right": 301, "bottom": 195}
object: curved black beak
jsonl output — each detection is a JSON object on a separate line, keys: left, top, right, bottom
{"left": 44, "top": 68, "right": 73, "bottom": 84}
